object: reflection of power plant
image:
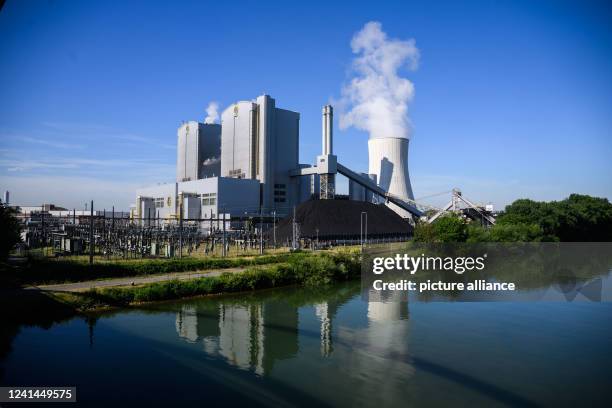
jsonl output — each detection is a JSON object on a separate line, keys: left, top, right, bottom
{"left": 175, "top": 300, "right": 298, "bottom": 375}
{"left": 315, "top": 303, "right": 333, "bottom": 357}
{"left": 174, "top": 286, "right": 411, "bottom": 396}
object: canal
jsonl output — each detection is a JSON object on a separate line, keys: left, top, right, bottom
{"left": 1, "top": 280, "right": 611, "bottom": 407}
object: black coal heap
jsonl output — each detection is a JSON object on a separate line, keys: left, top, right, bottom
{"left": 271, "top": 199, "right": 413, "bottom": 241}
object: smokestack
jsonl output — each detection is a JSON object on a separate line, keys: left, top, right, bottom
{"left": 322, "top": 105, "right": 333, "bottom": 155}
{"left": 3, "top": 190, "right": 8, "bottom": 205}
{"left": 368, "top": 137, "right": 414, "bottom": 218}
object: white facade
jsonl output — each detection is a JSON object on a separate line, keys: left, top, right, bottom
{"left": 135, "top": 177, "right": 260, "bottom": 224}
{"left": 220, "top": 95, "right": 299, "bottom": 216}
{"left": 177, "top": 121, "right": 221, "bottom": 182}
{"left": 368, "top": 137, "right": 414, "bottom": 218}
{"left": 220, "top": 102, "right": 257, "bottom": 180}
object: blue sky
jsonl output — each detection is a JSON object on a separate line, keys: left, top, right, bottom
{"left": 1, "top": 0, "right": 611, "bottom": 210}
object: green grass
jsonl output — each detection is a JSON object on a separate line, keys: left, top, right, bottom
{"left": 81, "top": 251, "right": 361, "bottom": 307}
{"left": 8, "top": 252, "right": 312, "bottom": 285}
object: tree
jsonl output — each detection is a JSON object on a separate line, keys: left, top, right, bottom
{"left": 497, "top": 194, "right": 612, "bottom": 241}
{"left": 414, "top": 215, "right": 467, "bottom": 243}
{"left": 487, "top": 223, "right": 545, "bottom": 242}
{"left": 0, "top": 201, "right": 21, "bottom": 261}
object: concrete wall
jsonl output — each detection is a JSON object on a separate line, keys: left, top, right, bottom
{"left": 136, "top": 183, "right": 177, "bottom": 220}
{"left": 217, "top": 177, "right": 260, "bottom": 216}
{"left": 221, "top": 101, "right": 257, "bottom": 180}
{"left": 177, "top": 122, "right": 221, "bottom": 182}
{"left": 136, "top": 177, "right": 260, "bottom": 221}
{"left": 272, "top": 107, "right": 300, "bottom": 215}
{"left": 177, "top": 121, "right": 199, "bottom": 182}
{"left": 220, "top": 95, "right": 299, "bottom": 216}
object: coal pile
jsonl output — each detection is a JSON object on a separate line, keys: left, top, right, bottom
{"left": 271, "top": 199, "right": 413, "bottom": 241}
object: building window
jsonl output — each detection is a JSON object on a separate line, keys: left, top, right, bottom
{"left": 201, "top": 193, "right": 217, "bottom": 206}
{"left": 155, "top": 198, "right": 164, "bottom": 208}
{"left": 229, "top": 169, "right": 245, "bottom": 179}
{"left": 274, "top": 183, "right": 287, "bottom": 202}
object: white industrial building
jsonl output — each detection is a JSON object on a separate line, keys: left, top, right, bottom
{"left": 134, "top": 93, "right": 424, "bottom": 228}
{"left": 220, "top": 94, "right": 300, "bottom": 212}
{"left": 135, "top": 94, "right": 315, "bottom": 225}
{"left": 135, "top": 177, "right": 260, "bottom": 222}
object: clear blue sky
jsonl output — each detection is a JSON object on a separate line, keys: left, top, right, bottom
{"left": 1, "top": 0, "right": 611, "bottom": 210}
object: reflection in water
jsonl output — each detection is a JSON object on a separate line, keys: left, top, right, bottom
{"left": 175, "top": 300, "right": 299, "bottom": 375}
{"left": 314, "top": 303, "right": 332, "bottom": 357}
{"left": 331, "top": 290, "right": 413, "bottom": 405}
{"left": 174, "top": 286, "right": 412, "bottom": 388}
{"left": 2, "top": 278, "right": 612, "bottom": 407}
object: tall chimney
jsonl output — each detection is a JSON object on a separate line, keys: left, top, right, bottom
{"left": 322, "top": 105, "right": 333, "bottom": 155}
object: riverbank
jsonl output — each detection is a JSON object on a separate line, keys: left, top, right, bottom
{"left": 3, "top": 251, "right": 311, "bottom": 285}
{"left": 15, "top": 250, "right": 361, "bottom": 312}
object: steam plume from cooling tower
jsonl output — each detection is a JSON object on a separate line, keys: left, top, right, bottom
{"left": 339, "top": 21, "right": 419, "bottom": 139}
{"left": 204, "top": 102, "right": 220, "bottom": 124}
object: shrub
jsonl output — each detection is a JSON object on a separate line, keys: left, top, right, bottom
{"left": 85, "top": 251, "right": 362, "bottom": 306}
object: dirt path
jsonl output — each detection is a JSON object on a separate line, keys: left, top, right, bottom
{"left": 27, "top": 267, "right": 246, "bottom": 293}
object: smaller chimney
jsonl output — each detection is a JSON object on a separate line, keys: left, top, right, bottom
{"left": 322, "top": 105, "right": 333, "bottom": 155}
{"left": 3, "top": 190, "right": 8, "bottom": 205}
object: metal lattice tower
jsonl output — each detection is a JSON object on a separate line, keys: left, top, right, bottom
{"left": 320, "top": 174, "right": 335, "bottom": 200}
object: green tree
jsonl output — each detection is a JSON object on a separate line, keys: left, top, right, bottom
{"left": 414, "top": 215, "right": 467, "bottom": 243}
{"left": 555, "top": 194, "right": 612, "bottom": 241}
{"left": 496, "top": 194, "right": 612, "bottom": 241}
{"left": 487, "top": 223, "right": 545, "bottom": 242}
{"left": 0, "top": 202, "right": 22, "bottom": 261}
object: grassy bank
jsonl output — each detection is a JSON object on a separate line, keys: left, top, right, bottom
{"left": 59, "top": 251, "right": 361, "bottom": 309}
{"left": 6, "top": 252, "right": 310, "bottom": 285}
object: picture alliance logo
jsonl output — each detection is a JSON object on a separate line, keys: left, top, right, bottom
{"left": 372, "top": 253, "right": 488, "bottom": 275}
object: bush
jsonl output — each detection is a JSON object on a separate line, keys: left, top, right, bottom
{"left": 16, "top": 252, "right": 309, "bottom": 284}
{"left": 85, "top": 251, "right": 361, "bottom": 306}
{"left": 467, "top": 223, "right": 546, "bottom": 242}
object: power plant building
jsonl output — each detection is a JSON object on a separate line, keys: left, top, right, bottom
{"left": 220, "top": 95, "right": 299, "bottom": 213}
{"left": 135, "top": 94, "right": 302, "bottom": 224}
{"left": 134, "top": 93, "right": 423, "bottom": 229}
{"left": 176, "top": 121, "right": 221, "bottom": 182}
{"left": 136, "top": 177, "right": 260, "bottom": 222}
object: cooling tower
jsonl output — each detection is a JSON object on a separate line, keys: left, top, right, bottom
{"left": 368, "top": 137, "right": 414, "bottom": 218}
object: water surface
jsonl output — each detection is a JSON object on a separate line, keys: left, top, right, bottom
{"left": 1, "top": 282, "right": 611, "bottom": 407}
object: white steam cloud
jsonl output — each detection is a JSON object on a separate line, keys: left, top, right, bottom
{"left": 339, "top": 21, "right": 420, "bottom": 139}
{"left": 204, "top": 102, "right": 219, "bottom": 124}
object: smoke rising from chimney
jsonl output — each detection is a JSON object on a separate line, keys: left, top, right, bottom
{"left": 204, "top": 102, "right": 219, "bottom": 124}
{"left": 339, "top": 21, "right": 419, "bottom": 139}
